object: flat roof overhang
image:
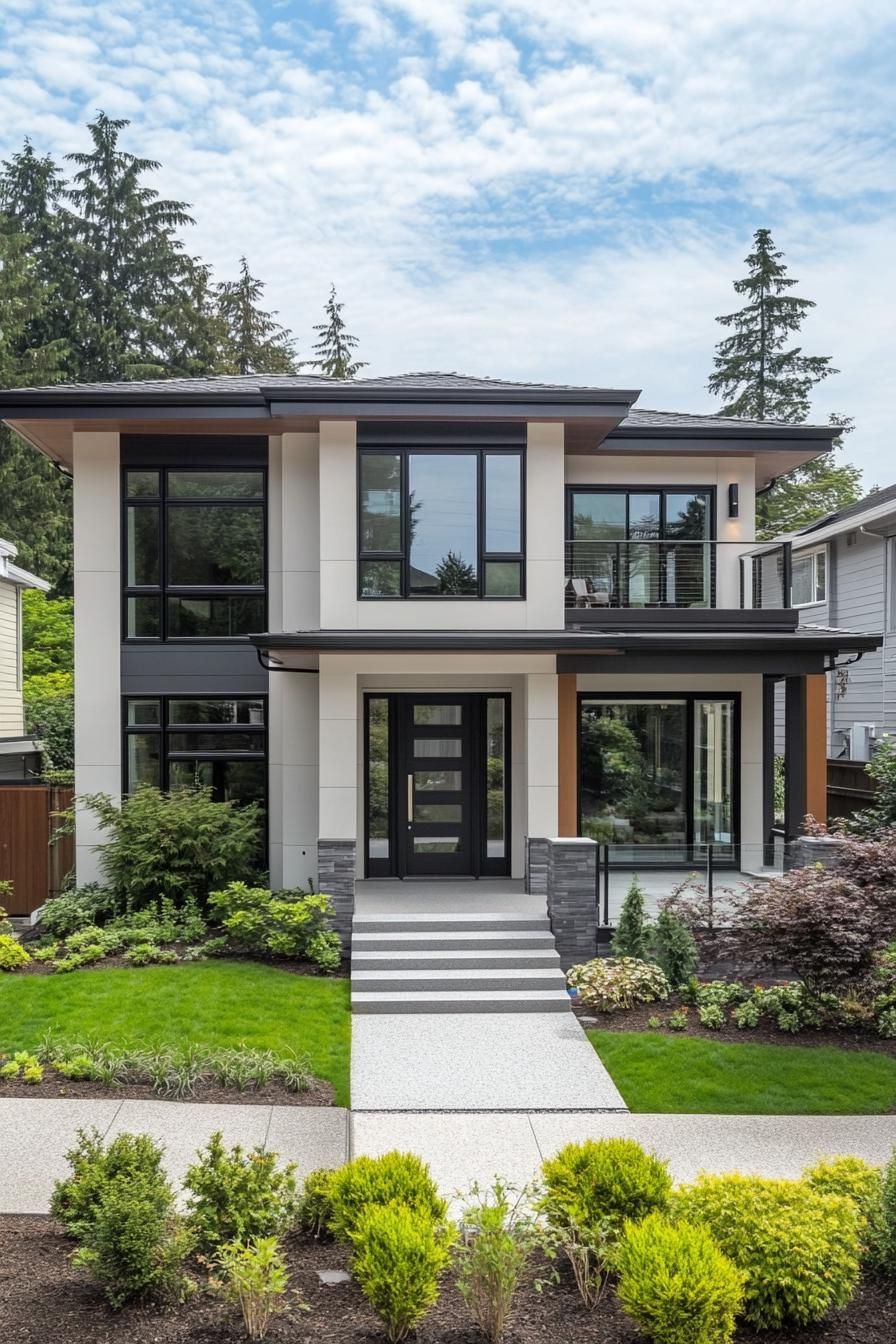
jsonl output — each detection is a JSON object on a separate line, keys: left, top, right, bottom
{"left": 249, "top": 627, "right": 882, "bottom": 678}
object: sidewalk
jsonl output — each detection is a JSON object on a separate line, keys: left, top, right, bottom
{"left": 0, "top": 1099, "right": 349, "bottom": 1214}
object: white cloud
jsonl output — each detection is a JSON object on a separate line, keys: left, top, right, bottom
{"left": 0, "top": 0, "right": 894, "bottom": 479}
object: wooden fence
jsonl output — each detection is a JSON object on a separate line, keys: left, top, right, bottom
{"left": 827, "top": 758, "right": 875, "bottom": 824}
{"left": 0, "top": 785, "right": 74, "bottom": 917}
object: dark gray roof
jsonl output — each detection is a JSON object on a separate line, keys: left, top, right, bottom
{"left": 798, "top": 483, "right": 896, "bottom": 535}
{"left": 618, "top": 407, "right": 826, "bottom": 431}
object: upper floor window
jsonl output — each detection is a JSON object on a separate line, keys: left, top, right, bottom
{"left": 791, "top": 547, "right": 826, "bottom": 606}
{"left": 358, "top": 448, "right": 524, "bottom": 599}
{"left": 124, "top": 468, "right": 266, "bottom": 638}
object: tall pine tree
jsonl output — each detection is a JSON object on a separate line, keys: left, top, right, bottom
{"left": 709, "top": 229, "right": 861, "bottom": 536}
{"left": 216, "top": 257, "right": 298, "bottom": 374}
{"left": 311, "top": 283, "right": 366, "bottom": 378}
{"left": 65, "top": 112, "right": 202, "bottom": 380}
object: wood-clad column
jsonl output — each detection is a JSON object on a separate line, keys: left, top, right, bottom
{"left": 557, "top": 672, "right": 578, "bottom": 837}
{"left": 805, "top": 673, "right": 828, "bottom": 826}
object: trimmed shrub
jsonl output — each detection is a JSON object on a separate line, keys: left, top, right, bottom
{"left": 0, "top": 934, "right": 30, "bottom": 971}
{"left": 697, "top": 1003, "right": 725, "bottom": 1030}
{"left": 540, "top": 1138, "right": 671, "bottom": 1238}
{"left": 183, "top": 1131, "right": 301, "bottom": 1251}
{"left": 876, "top": 1147, "right": 896, "bottom": 1274}
{"left": 674, "top": 1173, "right": 861, "bottom": 1328}
{"left": 299, "top": 1167, "right": 337, "bottom": 1237}
{"left": 216, "top": 1236, "right": 289, "bottom": 1341}
{"left": 326, "top": 1151, "right": 448, "bottom": 1243}
{"left": 539, "top": 1138, "right": 671, "bottom": 1308}
{"left": 804, "top": 1156, "right": 884, "bottom": 1259}
{"left": 349, "top": 1201, "right": 455, "bottom": 1344}
{"left": 612, "top": 879, "right": 651, "bottom": 960}
{"left": 615, "top": 1212, "right": 744, "bottom": 1344}
{"left": 72, "top": 1173, "right": 193, "bottom": 1309}
{"left": 207, "top": 882, "right": 342, "bottom": 970}
{"left": 567, "top": 957, "right": 670, "bottom": 1013}
{"left": 41, "top": 883, "right": 117, "bottom": 938}
{"left": 456, "top": 1180, "right": 539, "bottom": 1344}
{"left": 51, "top": 1129, "right": 168, "bottom": 1240}
{"left": 652, "top": 909, "right": 698, "bottom": 987}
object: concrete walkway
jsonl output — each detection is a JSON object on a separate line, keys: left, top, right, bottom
{"left": 352, "top": 1111, "right": 896, "bottom": 1197}
{"left": 352, "top": 1012, "right": 627, "bottom": 1110}
{"left": 0, "top": 1099, "right": 349, "bottom": 1214}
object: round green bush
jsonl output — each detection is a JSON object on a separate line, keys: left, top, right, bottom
{"left": 615, "top": 1212, "right": 745, "bottom": 1344}
{"left": 349, "top": 1200, "right": 456, "bottom": 1344}
{"left": 325, "top": 1152, "right": 448, "bottom": 1243}
{"left": 540, "top": 1138, "right": 671, "bottom": 1238}
{"left": 674, "top": 1173, "right": 861, "bottom": 1328}
{"left": 803, "top": 1156, "right": 883, "bottom": 1258}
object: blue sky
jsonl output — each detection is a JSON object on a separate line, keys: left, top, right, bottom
{"left": 2, "top": 0, "right": 895, "bottom": 479}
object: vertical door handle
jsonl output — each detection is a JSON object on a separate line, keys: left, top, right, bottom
{"left": 407, "top": 773, "right": 414, "bottom": 827}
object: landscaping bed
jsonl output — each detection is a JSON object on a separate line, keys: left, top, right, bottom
{"left": 0, "top": 1067, "right": 335, "bottom": 1106}
{"left": 2, "top": 1215, "right": 893, "bottom": 1344}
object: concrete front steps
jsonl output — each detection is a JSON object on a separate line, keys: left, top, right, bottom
{"left": 350, "top": 911, "right": 570, "bottom": 1014}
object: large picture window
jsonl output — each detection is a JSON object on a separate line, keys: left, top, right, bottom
{"left": 567, "top": 487, "right": 713, "bottom": 608}
{"left": 123, "top": 468, "right": 266, "bottom": 639}
{"left": 579, "top": 693, "right": 737, "bottom": 862}
{"left": 123, "top": 696, "right": 267, "bottom": 811}
{"left": 359, "top": 448, "right": 524, "bottom": 598}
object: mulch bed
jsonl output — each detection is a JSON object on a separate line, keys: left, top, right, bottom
{"left": 572, "top": 998, "right": 896, "bottom": 1056}
{"left": 1, "top": 1216, "right": 894, "bottom": 1343}
{"left": 0, "top": 1067, "right": 335, "bottom": 1106}
{"left": 15, "top": 946, "right": 349, "bottom": 979}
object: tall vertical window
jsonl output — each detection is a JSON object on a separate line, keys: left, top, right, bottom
{"left": 359, "top": 448, "right": 524, "bottom": 598}
{"left": 579, "top": 694, "right": 737, "bottom": 862}
{"left": 123, "top": 696, "right": 266, "bottom": 811}
{"left": 124, "top": 469, "right": 266, "bottom": 638}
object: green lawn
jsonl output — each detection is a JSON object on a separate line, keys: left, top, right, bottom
{"left": 0, "top": 962, "right": 351, "bottom": 1106}
{"left": 589, "top": 1030, "right": 896, "bottom": 1115}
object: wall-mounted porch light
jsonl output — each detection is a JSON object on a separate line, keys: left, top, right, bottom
{"left": 728, "top": 483, "right": 739, "bottom": 518}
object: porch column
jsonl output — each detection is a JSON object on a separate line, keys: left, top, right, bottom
{"left": 557, "top": 672, "right": 578, "bottom": 836}
{"left": 317, "top": 657, "right": 357, "bottom": 949}
{"left": 525, "top": 671, "right": 559, "bottom": 839}
{"left": 784, "top": 673, "right": 827, "bottom": 840}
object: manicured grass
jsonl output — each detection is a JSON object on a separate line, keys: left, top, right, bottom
{"left": 0, "top": 962, "right": 351, "bottom": 1106}
{"left": 589, "top": 1030, "right": 896, "bottom": 1115}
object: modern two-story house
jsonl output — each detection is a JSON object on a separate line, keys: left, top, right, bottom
{"left": 0, "top": 374, "right": 881, "bottom": 956}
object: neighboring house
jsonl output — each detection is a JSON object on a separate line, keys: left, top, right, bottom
{"left": 782, "top": 485, "right": 896, "bottom": 760}
{"left": 0, "top": 538, "right": 50, "bottom": 781}
{"left": 0, "top": 374, "right": 882, "bottom": 922}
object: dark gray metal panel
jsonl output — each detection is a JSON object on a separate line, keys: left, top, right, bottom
{"left": 357, "top": 421, "right": 526, "bottom": 446}
{"left": 558, "top": 652, "right": 827, "bottom": 675}
{"left": 121, "top": 643, "right": 268, "bottom": 694}
{"left": 566, "top": 608, "right": 799, "bottom": 632}
{"left": 784, "top": 676, "right": 807, "bottom": 840}
{"left": 121, "top": 435, "right": 267, "bottom": 464}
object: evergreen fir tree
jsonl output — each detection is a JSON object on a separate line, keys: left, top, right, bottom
{"left": 216, "top": 256, "right": 299, "bottom": 374}
{"left": 435, "top": 550, "right": 477, "bottom": 594}
{"left": 709, "top": 229, "right": 861, "bottom": 537}
{"left": 651, "top": 908, "right": 698, "bottom": 988}
{"left": 0, "top": 214, "right": 73, "bottom": 589}
{"left": 64, "top": 111, "right": 197, "bottom": 380}
{"left": 311, "top": 283, "right": 366, "bottom": 378}
{"left": 612, "top": 879, "right": 651, "bottom": 960}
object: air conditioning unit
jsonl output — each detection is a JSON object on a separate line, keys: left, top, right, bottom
{"left": 849, "top": 723, "right": 877, "bottom": 762}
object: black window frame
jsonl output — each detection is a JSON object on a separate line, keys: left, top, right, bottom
{"left": 357, "top": 446, "right": 526, "bottom": 600}
{"left": 121, "top": 465, "right": 268, "bottom": 642}
{"left": 122, "top": 694, "right": 268, "bottom": 807}
{"left": 576, "top": 689, "right": 741, "bottom": 867}
{"left": 565, "top": 485, "right": 717, "bottom": 543}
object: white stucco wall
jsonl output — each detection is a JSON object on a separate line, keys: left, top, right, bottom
{"left": 73, "top": 432, "right": 121, "bottom": 882}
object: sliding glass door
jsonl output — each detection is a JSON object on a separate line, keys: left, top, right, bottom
{"left": 578, "top": 694, "right": 737, "bottom": 863}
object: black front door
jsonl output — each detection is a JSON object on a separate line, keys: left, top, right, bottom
{"left": 400, "top": 695, "right": 473, "bottom": 876}
{"left": 363, "top": 692, "right": 511, "bottom": 879}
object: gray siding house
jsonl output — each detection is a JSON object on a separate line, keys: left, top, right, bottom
{"left": 774, "top": 485, "right": 896, "bottom": 759}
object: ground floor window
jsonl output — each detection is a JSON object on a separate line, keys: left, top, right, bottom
{"left": 123, "top": 696, "right": 267, "bottom": 811}
{"left": 578, "top": 693, "right": 737, "bottom": 862}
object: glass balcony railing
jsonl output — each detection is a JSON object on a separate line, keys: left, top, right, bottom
{"left": 563, "top": 539, "right": 794, "bottom": 611}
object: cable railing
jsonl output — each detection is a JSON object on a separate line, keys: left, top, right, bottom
{"left": 563, "top": 539, "right": 793, "bottom": 610}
